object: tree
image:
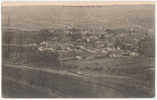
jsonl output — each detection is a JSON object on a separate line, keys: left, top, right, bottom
{"left": 138, "top": 34, "right": 155, "bottom": 57}
{"left": 34, "top": 29, "right": 52, "bottom": 44}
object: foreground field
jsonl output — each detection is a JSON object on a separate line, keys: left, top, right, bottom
{"left": 3, "top": 56, "right": 155, "bottom": 98}
{"left": 63, "top": 56, "right": 154, "bottom": 82}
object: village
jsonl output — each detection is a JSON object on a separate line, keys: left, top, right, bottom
{"left": 3, "top": 24, "right": 155, "bottom": 66}
{"left": 32, "top": 26, "right": 153, "bottom": 60}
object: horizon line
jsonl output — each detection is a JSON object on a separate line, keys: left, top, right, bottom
{"left": 2, "top": 1, "right": 155, "bottom": 7}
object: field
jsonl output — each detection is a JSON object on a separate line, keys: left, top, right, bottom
{"left": 3, "top": 55, "right": 155, "bottom": 97}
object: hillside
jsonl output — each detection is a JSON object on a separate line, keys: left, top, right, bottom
{"left": 2, "top": 5, "right": 154, "bottom": 31}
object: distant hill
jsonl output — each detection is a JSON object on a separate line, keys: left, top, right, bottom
{"left": 2, "top": 5, "right": 154, "bottom": 32}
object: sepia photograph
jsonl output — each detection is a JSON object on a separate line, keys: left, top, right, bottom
{"left": 2, "top": 1, "right": 155, "bottom": 98}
